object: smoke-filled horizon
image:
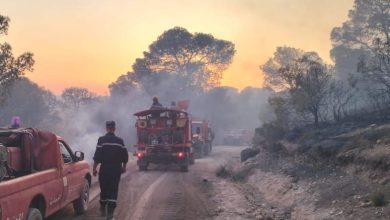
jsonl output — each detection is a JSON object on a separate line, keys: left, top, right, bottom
{"left": 0, "top": 77, "right": 272, "bottom": 162}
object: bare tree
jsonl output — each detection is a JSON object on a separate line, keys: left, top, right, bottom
{"left": 328, "top": 81, "right": 354, "bottom": 122}
{"left": 61, "top": 87, "right": 98, "bottom": 110}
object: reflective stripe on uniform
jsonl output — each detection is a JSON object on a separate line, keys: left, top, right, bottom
{"left": 100, "top": 199, "right": 117, "bottom": 203}
{"left": 101, "top": 143, "right": 124, "bottom": 147}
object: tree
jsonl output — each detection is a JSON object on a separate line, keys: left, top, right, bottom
{"left": 261, "top": 46, "right": 304, "bottom": 91}
{"left": 331, "top": 0, "right": 390, "bottom": 80}
{"left": 327, "top": 80, "right": 354, "bottom": 122}
{"left": 287, "top": 54, "right": 332, "bottom": 127}
{"left": 261, "top": 47, "right": 333, "bottom": 127}
{"left": 0, "top": 15, "right": 34, "bottom": 105}
{"left": 110, "top": 27, "right": 235, "bottom": 97}
{"left": 109, "top": 74, "right": 139, "bottom": 96}
{"left": 0, "top": 78, "right": 59, "bottom": 128}
{"left": 61, "top": 87, "right": 98, "bottom": 110}
{"left": 357, "top": 38, "right": 390, "bottom": 92}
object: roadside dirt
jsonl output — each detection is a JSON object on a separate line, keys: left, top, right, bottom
{"left": 233, "top": 149, "right": 390, "bottom": 220}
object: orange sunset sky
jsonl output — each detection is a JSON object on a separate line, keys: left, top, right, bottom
{"left": 1, "top": 0, "right": 354, "bottom": 95}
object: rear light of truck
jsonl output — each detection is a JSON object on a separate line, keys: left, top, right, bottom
{"left": 136, "top": 152, "right": 144, "bottom": 158}
{"left": 177, "top": 152, "right": 185, "bottom": 158}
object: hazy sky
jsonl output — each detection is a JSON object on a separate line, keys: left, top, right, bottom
{"left": 1, "top": 0, "right": 354, "bottom": 95}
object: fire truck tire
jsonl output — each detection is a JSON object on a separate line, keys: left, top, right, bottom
{"left": 205, "top": 143, "right": 211, "bottom": 156}
{"left": 139, "top": 165, "right": 148, "bottom": 171}
{"left": 198, "top": 144, "right": 204, "bottom": 158}
{"left": 73, "top": 179, "right": 90, "bottom": 215}
{"left": 27, "top": 208, "right": 43, "bottom": 220}
{"left": 180, "top": 164, "right": 189, "bottom": 172}
{"left": 203, "top": 145, "right": 208, "bottom": 156}
{"left": 180, "top": 155, "right": 189, "bottom": 172}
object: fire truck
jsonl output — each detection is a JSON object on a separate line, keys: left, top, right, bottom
{"left": 133, "top": 108, "right": 194, "bottom": 172}
{"left": 191, "top": 119, "right": 214, "bottom": 158}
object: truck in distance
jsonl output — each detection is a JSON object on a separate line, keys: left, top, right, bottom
{"left": 191, "top": 119, "right": 214, "bottom": 158}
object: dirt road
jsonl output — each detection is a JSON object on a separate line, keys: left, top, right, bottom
{"left": 49, "top": 145, "right": 244, "bottom": 220}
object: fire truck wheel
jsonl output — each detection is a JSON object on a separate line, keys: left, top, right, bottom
{"left": 73, "top": 179, "right": 90, "bottom": 214}
{"left": 139, "top": 165, "right": 148, "bottom": 171}
{"left": 204, "top": 144, "right": 210, "bottom": 156}
{"left": 180, "top": 157, "right": 189, "bottom": 172}
{"left": 197, "top": 144, "right": 204, "bottom": 158}
{"left": 27, "top": 208, "right": 43, "bottom": 220}
{"left": 180, "top": 164, "right": 189, "bottom": 172}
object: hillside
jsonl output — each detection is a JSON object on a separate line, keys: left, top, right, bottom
{"left": 218, "top": 121, "right": 390, "bottom": 219}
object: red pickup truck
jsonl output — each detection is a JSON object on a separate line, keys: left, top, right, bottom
{"left": 0, "top": 128, "right": 91, "bottom": 220}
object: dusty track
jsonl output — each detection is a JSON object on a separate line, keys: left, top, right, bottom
{"left": 49, "top": 146, "right": 243, "bottom": 220}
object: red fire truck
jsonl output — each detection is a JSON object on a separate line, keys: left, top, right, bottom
{"left": 191, "top": 119, "right": 214, "bottom": 158}
{"left": 133, "top": 108, "right": 194, "bottom": 172}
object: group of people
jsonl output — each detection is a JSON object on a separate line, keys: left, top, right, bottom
{"left": 92, "top": 96, "right": 177, "bottom": 219}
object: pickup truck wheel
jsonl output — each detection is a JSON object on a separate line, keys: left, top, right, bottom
{"left": 73, "top": 180, "right": 90, "bottom": 215}
{"left": 27, "top": 208, "right": 43, "bottom": 220}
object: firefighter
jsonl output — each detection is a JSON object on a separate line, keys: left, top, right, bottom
{"left": 93, "top": 121, "right": 128, "bottom": 219}
{"left": 170, "top": 101, "right": 180, "bottom": 110}
{"left": 150, "top": 96, "right": 163, "bottom": 109}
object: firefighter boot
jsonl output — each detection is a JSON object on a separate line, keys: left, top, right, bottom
{"left": 99, "top": 204, "right": 106, "bottom": 217}
{"left": 106, "top": 203, "right": 115, "bottom": 220}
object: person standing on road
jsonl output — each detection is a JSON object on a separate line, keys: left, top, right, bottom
{"left": 93, "top": 121, "right": 128, "bottom": 219}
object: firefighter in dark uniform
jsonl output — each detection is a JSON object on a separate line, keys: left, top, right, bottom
{"left": 93, "top": 121, "right": 128, "bottom": 219}
{"left": 150, "top": 96, "right": 163, "bottom": 109}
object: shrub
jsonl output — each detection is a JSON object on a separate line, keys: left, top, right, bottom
{"left": 256, "top": 122, "right": 286, "bottom": 143}
{"left": 369, "top": 190, "right": 386, "bottom": 207}
{"left": 215, "top": 165, "right": 232, "bottom": 178}
{"left": 364, "top": 127, "right": 390, "bottom": 142}
{"left": 240, "top": 148, "right": 260, "bottom": 162}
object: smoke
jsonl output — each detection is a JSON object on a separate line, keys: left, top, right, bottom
{"left": 54, "top": 90, "right": 150, "bottom": 162}
{"left": 0, "top": 75, "right": 272, "bottom": 162}
{"left": 59, "top": 74, "right": 273, "bottom": 161}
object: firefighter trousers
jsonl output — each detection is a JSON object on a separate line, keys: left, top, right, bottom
{"left": 98, "top": 170, "right": 121, "bottom": 213}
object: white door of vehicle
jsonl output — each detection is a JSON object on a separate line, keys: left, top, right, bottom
{"left": 59, "top": 141, "right": 81, "bottom": 204}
